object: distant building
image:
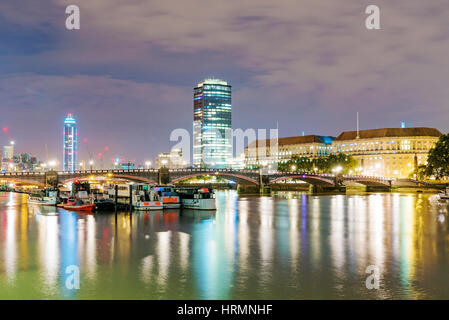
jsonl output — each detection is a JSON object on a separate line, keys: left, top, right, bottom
{"left": 245, "top": 135, "right": 335, "bottom": 168}
{"left": 193, "top": 78, "right": 232, "bottom": 169}
{"left": 63, "top": 113, "right": 77, "bottom": 172}
{"left": 1, "top": 145, "right": 15, "bottom": 172}
{"left": 119, "top": 162, "right": 136, "bottom": 170}
{"left": 156, "top": 149, "right": 183, "bottom": 169}
{"left": 332, "top": 127, "right": 442, "bottom": 178}
{"left": 3, "top": 145, "right": 13, "bottom": 160}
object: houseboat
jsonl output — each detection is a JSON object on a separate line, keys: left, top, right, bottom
{"left": 151, "top": 186, "right": 181, "bottom": 209}
{"left": 132, "top": 183, "right": 163, "bottom": 211}
{"left": 28, "top": 188, "right": 58, "bottom": 206}
{"left": 177, "top": 187, "right": 216, "bottom": 210}
{"left": 439, "top": 187, "right": 449, "bottom": 200}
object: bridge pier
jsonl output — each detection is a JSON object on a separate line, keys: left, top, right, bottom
{"left": 310, "top": 185, "right": 346, "bottom": 194}
{"left": 158, "top": 167, "right": 169, "bottom": 185}
{"left": 365, "top": 185, "right": 391, "bottom": 192}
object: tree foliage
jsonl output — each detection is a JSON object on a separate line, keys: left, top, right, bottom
{"left": 425, "top": 133, "right": 449, "bottom": 179}
{"left": 277, "top": 153, "right": 358, "bottom": 174}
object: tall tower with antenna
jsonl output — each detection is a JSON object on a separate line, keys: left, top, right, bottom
{"left": 63, "top": 113, "right": 77, "bottom": 172}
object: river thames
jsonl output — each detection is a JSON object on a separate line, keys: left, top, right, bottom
{"left": 1, "top": 190, "right": 449, "bottom": 299}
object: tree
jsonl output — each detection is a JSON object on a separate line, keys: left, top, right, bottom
{"left": 425, "top": 133, "right": 449, "bottom": 179}
{"left": 277, "top": 153, "right": 358, "bottom": 174}
{"left": 278, "top": 156, "right": 314, "bottom": 172}
{"left": 413, "top": 165, "right": 427, "bottom": 180}
{"left": 322, "top": 154, "right": 358, "bottom": 174}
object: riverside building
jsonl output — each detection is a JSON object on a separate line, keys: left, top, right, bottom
{"left": 332, "top": 127, "right": 442, "bottom": 178}
{"left": 245, "top": 135, "right": 335, "bottom": 168}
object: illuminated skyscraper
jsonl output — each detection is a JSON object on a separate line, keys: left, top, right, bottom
{"left": 193, "top": 78, "right": 232, "bottom": 168}
{"left": 63, "top": 113, "right": 77, "bottom": 172}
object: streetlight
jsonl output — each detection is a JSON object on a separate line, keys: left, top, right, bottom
{"left": 89, "top": 160, "right": 94, "bottom": 171}
{"left": 291, "top": 165, "right": 296, "bottom": 172}
{"left": 334, "top": 166, "right": 342, "bottom": 174}
{"left": 145, "top": 161, "right": 152, "bottom": 169}
{"left": 10, "top": 141, "right": 15, "bottom": 145}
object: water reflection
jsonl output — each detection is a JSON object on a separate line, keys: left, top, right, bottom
{"left": 1, "top": 191, "right": 449, "bottom": 299}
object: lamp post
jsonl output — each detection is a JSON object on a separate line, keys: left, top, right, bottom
{"left": 145, "top": 161, "right": 152, "bottom": 169}
{"left": 89, "top": 160, "right": 94, "bottom": 171}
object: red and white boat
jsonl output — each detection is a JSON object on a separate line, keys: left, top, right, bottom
{"left": 62, "top": 197, "right": 96, "bottom": 212}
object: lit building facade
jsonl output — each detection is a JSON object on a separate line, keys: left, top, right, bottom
{"left": 1, "top": 144, "right": 15, "bottom": 172}
{"left": 332, "top": 127, "right": 442, "bottom": 178}
{"left": 156, "top": 148, "right": 183, "bottom": 169}
{"left": 245, "top": 135, "right": 335, "bottom": 168}
{"left": 193, "top": 78, "right": 232, "bottom": 168}
{"left": 63, "top": 113, "right": 77, "bottom": 172}
{"left": 2, "top": 145, "right": 13, "bottom": 160}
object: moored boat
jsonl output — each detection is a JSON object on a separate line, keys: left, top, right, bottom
{"left": 177, "top": 187, "right": 216, "bottom": 210}
{"left": 132, "top": 183, "right": 163, "bottom": 211}
{"left": 27, "top": 188, "right": 58, "bottom": 206}
{"left": 62, "top": 196, "right": 96, "bottom": 212}
{"left": 439, "top": 187, "right": 449, "bottom": 200}
{"left": 151, "top": 186, "right": 181, "bottom": 209}
{"left": 63, "top": 203, "right": 96, "bottom": 212}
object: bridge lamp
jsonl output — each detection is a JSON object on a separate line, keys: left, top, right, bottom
{"left": 313, "top": 167, "right": 318, "bottom": 173}
{"left": 335, "top": 166, "right": 342, "bottom": 173}
{"left": 10, "top": 141, "right": 15, "bottom": 145}
{"left": 48, "top": 160, "right": 56, "bottom": 168}
{"left": 145, "top": 161, "right": 152, "bottom": 168}
{"left": 291, "top": 165, "right": 296, "bottom": 172}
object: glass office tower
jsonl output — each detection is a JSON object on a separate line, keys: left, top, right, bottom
{"left": 193, "top": 78, "right": 232, "bottom": 168}
{"left": 63, "top": 113, "right": 77, "bottom": 172}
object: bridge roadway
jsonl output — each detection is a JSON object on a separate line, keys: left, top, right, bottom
{"left": 0, "top": 168, "right": 396, "bottom": 190}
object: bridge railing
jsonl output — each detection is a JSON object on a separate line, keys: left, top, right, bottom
{"left": 0, "top": 169, "right": 395, "bottom": 182}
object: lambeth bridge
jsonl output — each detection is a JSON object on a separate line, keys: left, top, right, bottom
{"left": 0, "top": 168, "right": 405, "bottom": 192}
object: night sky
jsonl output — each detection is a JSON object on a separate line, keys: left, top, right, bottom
{"left": 1, "top": 1, "right": 448, "bottom": 167}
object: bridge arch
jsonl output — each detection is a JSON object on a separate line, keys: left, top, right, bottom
{"left": 60, "top": 174, "right": 157, "bottom": 185}
{"left": 269, "top": 175, "right": 335, "bottom": 186}
{"left": 0, "top": 177, "right": 46, "bottom": 187}
{"left": 170, "top": 172, "right": 260, "bottom": 185}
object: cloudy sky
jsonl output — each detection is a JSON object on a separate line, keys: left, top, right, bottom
{"left": 1, "top": 0, "right": 448, "bottom": 167}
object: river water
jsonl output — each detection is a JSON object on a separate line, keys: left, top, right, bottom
{"left": 1, "top": 190, "right": 449, "bottom": 299}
